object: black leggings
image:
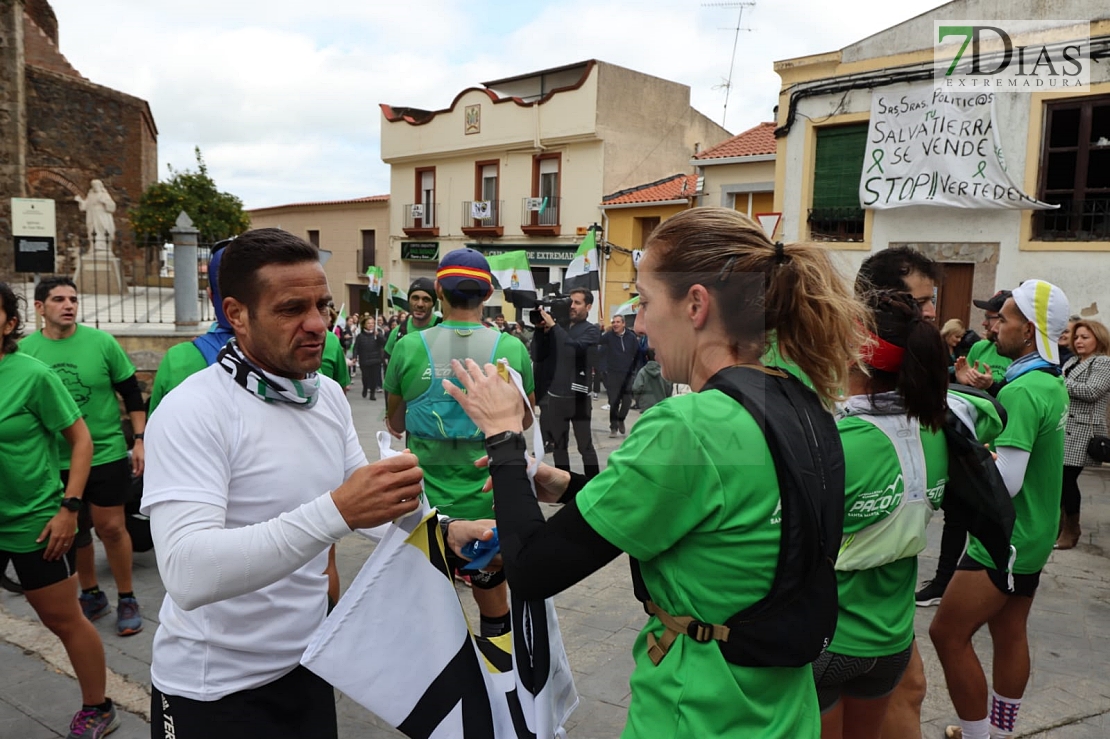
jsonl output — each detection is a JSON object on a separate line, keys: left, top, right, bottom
{"left": 1062, "top": 465, "right": 1084, "bottom": 515}
{"left": 360, "top": 362, "right": 382, "bottom": 395}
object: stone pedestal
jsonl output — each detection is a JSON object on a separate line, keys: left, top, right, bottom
{"left": 75, "top": 252, "right": 127, "bottom": 295}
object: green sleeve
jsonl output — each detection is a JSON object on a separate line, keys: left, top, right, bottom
{"left": 995, "top": 383, "right": 1038, "bottom": 453}
{"left": 104, "top": 331, "right": 137, "bottom": 384}
{"left": 384, "top": 325, "right": 402, "bottom": 357}
{"left": 576, "top": 403, "right": 715, "bottom": 560}
{"left": 383, "top": 335, "right": 418, "bottom": 396}
{"left": 325, "top": 334, "right": 350, "bottom": 387}
{"left": 496, "top": 334, "right": 534, "bottom": 395}
{"left": 30, "top": 366, "right": 82, "bottom": 433}
{"left": 149, "top": 343, "right": 207, "bottom": 415}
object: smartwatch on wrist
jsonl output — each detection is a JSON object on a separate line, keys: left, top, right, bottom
{"left": 61, "top": 497, "right": 83, "bottom": 512}
{"left": 133, "top": 432, "right": 144, "bottom": 440}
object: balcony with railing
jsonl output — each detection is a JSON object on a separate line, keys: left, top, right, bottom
{"left": 403, "top": 203, "right": 439, "bottom": 237}
{"left": 461, "top": 200, "right": 503, "bottom": 237}
{"left": 1033, "top": 198, "right": 1110, "bottom": 241}
{"left": 808, "top": 207, "right": 865, "bottom": 242}
{"left": 521, "top": 196, "right": 561, "bottom": 236}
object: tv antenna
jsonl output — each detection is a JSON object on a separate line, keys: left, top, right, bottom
{"left": 703, "top": 1, "right": 755, "bottom": 129}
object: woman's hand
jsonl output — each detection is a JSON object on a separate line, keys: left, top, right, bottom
{"left": 37, "top": 511, "right": 77, "bottom": 561}
{"left": 474, "top": 456, "right": 571, "bottom": 504}
{"left": 442, "top": 359, "right": 526, "bottom": 436}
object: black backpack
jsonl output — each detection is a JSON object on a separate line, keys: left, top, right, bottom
{"left": 942, "top": 385, "right": 1015, "bottom": 572}
{"left": 630, "top": 365, "right": 844, "bottom": 667}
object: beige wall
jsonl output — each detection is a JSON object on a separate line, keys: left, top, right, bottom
{"left": 700, "top": 160, "right": 775, "bottom": 207}
{"left": 595, "top": 63, "right": 730, "bottom": 195}
{"left": 247, "top": 200, "right": 390, "bottom": 312}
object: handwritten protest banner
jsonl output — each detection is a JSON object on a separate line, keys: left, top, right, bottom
{"left": 859, "top": 84, "right": 1055, "bottom": 210}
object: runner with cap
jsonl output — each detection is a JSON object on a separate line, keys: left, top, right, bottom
{"left": 930, "top": 280, "right": 1070, "bottom": 739}
{"left": 955, "top": 290, "right": 1014, "bottom": 397}
{"left": 384, "top": 248, "right": 534, "bottom": 638}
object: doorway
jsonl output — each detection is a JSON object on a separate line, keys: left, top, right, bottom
{"left": 936, "top": 262, "right": 974, "bottom": 328}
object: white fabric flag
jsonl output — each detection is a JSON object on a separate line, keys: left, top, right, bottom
{"left": 302, "top": 375, "right": 576, "bottom": 739}
{"left": 859, "top": 83, "right": 1056, "bottom": 210}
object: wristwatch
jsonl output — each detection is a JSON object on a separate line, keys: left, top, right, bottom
{"left": 61, "top": 497, "right": 83, "bottom": 512}
{"left": 484, "top": 430, "right": 526, "bottom": 455}
{"left": 133, "top": 433, "right": 144, "bottom": 440}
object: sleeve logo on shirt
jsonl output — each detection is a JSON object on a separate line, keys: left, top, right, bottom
{"left": 53, "top": 364, "right": 91, "bottom": 406}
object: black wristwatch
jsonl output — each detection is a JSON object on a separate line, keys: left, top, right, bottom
{"left": 61, "top": 497, "right": 83, "bottom": 512}
{"left": 484, "top": 430, "right": 526, "bottom": 455}
{"left": 133, "top": 432, "right": 145, "bottom": 440}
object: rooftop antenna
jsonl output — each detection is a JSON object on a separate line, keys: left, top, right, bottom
{"left": 703, "top": 1, "right": 755, "bottom": 129}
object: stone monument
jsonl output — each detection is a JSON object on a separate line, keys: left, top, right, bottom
{"left": 74, "top": 179, "right": 127, "bottom": 294}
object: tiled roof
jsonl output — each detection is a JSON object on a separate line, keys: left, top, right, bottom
{"left": 603, "top": 174, "right": 699, "bottom": 206}
{"left": 694, "top": 122, "right": 777, "bottom": 160}
{"left": 247, "top": 195, "right": 389, "bottom": 212}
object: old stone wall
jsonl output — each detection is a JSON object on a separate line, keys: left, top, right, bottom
{"left": 0, "top": 0, "right": 27, "bottom": 277}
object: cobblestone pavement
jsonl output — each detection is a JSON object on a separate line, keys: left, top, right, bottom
{"left": 4, "top": 392, "right": 1110, "bottom": 738}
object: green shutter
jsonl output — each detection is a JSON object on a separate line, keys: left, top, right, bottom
{"left": 813, "top": 124, "right": 869, "bottom": 210}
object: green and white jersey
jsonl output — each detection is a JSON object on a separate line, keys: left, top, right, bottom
{"left": 21, "top": 325, "right": 135, "bottom": 468}
{"left": 832, "top": 412, "right": 949, "bottom": 657}
{"left": 967, "top": 368, "right": 1068, "bottom": 574}
{"left": 965, "top": 340, "right": 1012, "bottom": 384}
{"left": 383, "top": 321, "right": 533, "bottom": 520}
{"left": 0, "top": 352, "right": 82, "bottom": 552}
{"left": 577, "top": 391, "right": 820, "bottom": 739}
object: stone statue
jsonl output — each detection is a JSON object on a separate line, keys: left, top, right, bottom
{"left": 75, "top": 179, "right": 116, "bottom": 252}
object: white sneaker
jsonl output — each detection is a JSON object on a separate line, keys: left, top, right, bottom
{"left": 601, "top": 404, "right": 611, "bottom": 410}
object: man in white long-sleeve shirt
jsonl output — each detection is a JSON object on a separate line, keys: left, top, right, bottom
{"left": 930, "top": 279, "right": 1070, "bottom": 739}
{"left": 142, "top": 229, "right": 485, "bottom": 739}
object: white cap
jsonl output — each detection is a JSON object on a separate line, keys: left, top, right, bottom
{"left": 1011, "top": 279, "right": 1070, "bottom": 365}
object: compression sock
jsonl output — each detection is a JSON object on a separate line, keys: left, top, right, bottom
{"left": 989, "top": 690, "right": 1021, "bottom": 737}
{"left": 118, "top": 591, "right": 134, "bottom": 600}
{"left": 82, "top": 585, "right": 102, "bottom": 596}
{"left": 480, "top": 612, "right": 512, "bottom": 638}
{"left": 958, "top": 717, "right": 990, "bottom": 739}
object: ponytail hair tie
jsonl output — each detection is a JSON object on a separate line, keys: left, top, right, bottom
{"left": 774, "top": 242, "right": 787, "bottom": 265}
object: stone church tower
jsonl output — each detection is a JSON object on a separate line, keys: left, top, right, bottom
{"left": 0, "top": 0, "right": 157, "bottom": 277}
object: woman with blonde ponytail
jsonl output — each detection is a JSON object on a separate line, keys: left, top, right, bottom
{"left": 443, "top": 208, "right": 869, "bottom": 738}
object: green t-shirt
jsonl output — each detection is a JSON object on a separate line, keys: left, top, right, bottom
{"left": 384, "top": 321, "right": 534, "bottom": 520}
{"left": 965, "top": 339, "right": 1012, "bottom": 383}
{"left": 761, "top": 341, "right": 814, "bottom": 389}
{"left": 832, "top": 416, "right": 949, "bottom": 657}
{"left": 0, "top": 352, "right": 82, "bottom": 552}
{"left": 967, "top": 368, "right": 1068, "bottom": 574}
{"left": 383, "top": 317, "right": 437, "bottom": 358}
{"left": 321, "top": 330, "right": 351, "bottom": 388}
{"left": 21, "top": 325, "right": 135, "bottom": 469}
{"left": 576, "top": 391, "right": 820, "bottom": 739}
{"left": 148, "top": 341, "right": 208, "bottom": 416}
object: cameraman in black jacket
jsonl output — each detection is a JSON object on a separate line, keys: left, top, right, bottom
{"left": 531, "top": 288, "right": 601, "bottom": 478}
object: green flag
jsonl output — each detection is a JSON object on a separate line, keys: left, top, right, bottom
{"left": 365, "top": 266, "right": 383, "bottom": 295}
{"left": 562, "top": 230, "right": 599, "bottom": 292}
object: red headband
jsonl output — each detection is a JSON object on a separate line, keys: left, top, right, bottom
{"left": 863, "top": 332, "right": 905, "bottom": 373}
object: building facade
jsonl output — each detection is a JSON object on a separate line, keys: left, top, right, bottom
{"left": 246, "top": 196, "right": 390, "bottom": 317}
{"left": 774, "top": 0, "right": 1110, "bottom": 327}
{"left": 379, "top": 59, "right": 730, "bottom": 321}
{"left": 694, "top": 121, "right": 777, "bottom": 225}
{"left": 0, "top": 0, "right": 157, "bottom": 277}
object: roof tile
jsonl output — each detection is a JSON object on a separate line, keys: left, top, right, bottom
{"left": 603, "top": 174, "right": 699, "bottom": 206}
{"left": 694, "top": 122, "right": 777, "bottom": 160}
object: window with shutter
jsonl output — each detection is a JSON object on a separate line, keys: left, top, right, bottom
{"left": 809, "top": 124, "right": 868, "bottom": 241}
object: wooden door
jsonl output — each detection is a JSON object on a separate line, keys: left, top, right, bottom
{"left": 937, "top": 262, "right": 974, "bottom": 327}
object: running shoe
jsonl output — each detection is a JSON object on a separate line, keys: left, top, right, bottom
{"left": 915, "top": 579, "right": 946, "bottom": 608}
{"left": 66, "top": 704, "right": 119, "bottom": 738}
{"left": 608, "top": 428, "right": 619, "bottom": 438}
{"left": 116, "top": 597, "right": 142, "bottom": 636}
{"left": 944, "top": 726, "right": 962, "bottom": 738}
{"left": 79, "top": 590, "right": 110, "bottom": 621}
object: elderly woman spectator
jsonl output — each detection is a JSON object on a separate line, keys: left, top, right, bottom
{"left": 1058, "top": 319, "right": 1110, "bottom": 549}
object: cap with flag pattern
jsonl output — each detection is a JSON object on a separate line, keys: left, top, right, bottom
{"left": 436, "top": 248, "right": 493, "bottom": 302}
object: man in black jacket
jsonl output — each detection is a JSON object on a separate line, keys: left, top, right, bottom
{"left": 531, "top": 288, "right": 600, "bottom": 478}
{"left": 600, "top": 314, "right": 640, "bottom": 436}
